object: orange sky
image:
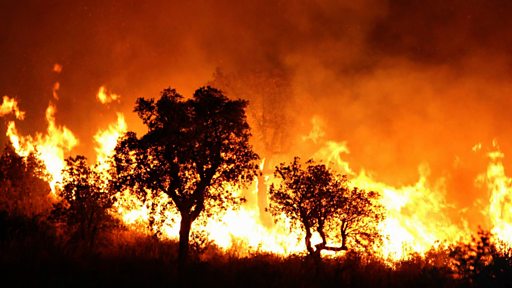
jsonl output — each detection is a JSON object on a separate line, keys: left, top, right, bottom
{"left": 2, "top": 0, "right": 512, "bottom": 228}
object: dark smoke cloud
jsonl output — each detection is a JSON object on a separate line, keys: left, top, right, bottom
{"left": 1, "top": 0, "right": 512, "bottom": 225}
{"left": 371, "top": 0, "right": 512, "bottom": 64}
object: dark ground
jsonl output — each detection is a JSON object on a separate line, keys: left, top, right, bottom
{"left": 0, "top": 212, "right": 509, "bottom": 288}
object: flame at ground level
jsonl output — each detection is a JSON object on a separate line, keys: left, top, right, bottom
{"left": 6, "top": 102, "right": 78, "bottom": 193}
{"left": 2, "top": 92, "right": 512, "bottom": 261}
{"left": 107, "top": 140, "right": 512, "bottom": 260}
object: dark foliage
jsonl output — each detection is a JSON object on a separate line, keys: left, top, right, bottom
{"left": 113, "top": 86, "right": 260, "bottom": 266}
{"left": 268, "top": 157, "right": 384, "bottom": 258}
{"left": 110, "top": 131, "right": 173, "bottom": 237}
{"left": 50, "top": 155, "right": 118, "bottom": 249}
{"left": 0, "top": 222, "right": 460, "bottom": 288}
{"left": 448, "top": 229, "right": 512, "bottom": 287}
{"left": 0, "top": 143, "right": 51, "bottom": 217}
{"left": 0, "top": 197, "right": 508, "bottom": 288}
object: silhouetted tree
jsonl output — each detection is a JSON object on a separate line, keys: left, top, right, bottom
{"left": 268, "top": 157, "right": 384, "bottom": 259}
{"left": 113, "top": 86, "right": 259, "bottom": 266}
{"left": 0, "top": 143, "right": 51, "bottom": 217}
{"left": 335, "top": 186, "right": 384, "bottom": 252}
{"left": 51, "top": 155, "right": 116, "bottom": 249}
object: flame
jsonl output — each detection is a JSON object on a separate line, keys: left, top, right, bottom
{"left": 5, "top": 90, "right": 512, "bottom": 261}
{"left": 53, "top": 63, "right": 63, "bottom": 73}
{"left": 113, "top": 176, "right": 307, "bottom": 255}
{"left": 202, "top": 207, "right": 305, "bottom": 254}
{"left": 480, "top": 142, "right": 512, "bottom": 244}
{"left": 199, "top": 181, "right": 306, "bottom": 255}
{"left": 0, "top": 96, "right": 25, "bottom": 120}
{"left": 312, "top": 140, "right": 468, "bottom": 259}
{"left": 93, "top": 113, "right": 127, "bottom": 173}
{"left": 354, "top": 167, "right": 467, "bottom": 259}
{"left": 113, "top": 187, "right": 178, "bottom": 236}
{"left": 52, "top": 82, "right": 60, "bottom": 100}
{"left": 91, "top": 110, "right": 179, "bottom": 237}
{"left": 97, "top": 86, "right": 120, "bottom": 104}
{"left": 6, "top": 102, "right": 78, "bottom": 193}
{"left": 302, "top": 115, "right": 325, "bottom": 144}
{"left": 2, "top": 74, "right": 78, "bottom": 193}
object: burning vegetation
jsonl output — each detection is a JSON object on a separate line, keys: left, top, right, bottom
{"left": 3, "top": 1, "right": 512, "bottom": 286}
{"left": 0, "top": 81, "right": 512, "bottom": 287}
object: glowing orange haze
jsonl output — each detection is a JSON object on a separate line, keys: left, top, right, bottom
{"left": 1, "top": 77, "right": 511, "bottom": 261}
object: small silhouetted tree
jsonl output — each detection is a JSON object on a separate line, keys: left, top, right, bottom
{"left": 336, "top": 187, "right": 384, "bottom": 252}
{"left": 0, "top": 143, "right": 51, "bottom": 217}
{"left": 449, "top": 229, "right": 512, "bottom": 287}
{"left": 113, "top": 86, "right": 259, "bottom": 266}
{"left": 51, "top": 155, "right": 116, "bottom": 249}
{"left": 268, "top": 157, "right": 384, "bottom": 259}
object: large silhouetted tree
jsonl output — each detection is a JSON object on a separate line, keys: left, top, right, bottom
{"left": 268, "top": 157, "right": 384, "bottom": 259}
{"left": 51, "top": 155, "right": 116, "bottom": 249}
{"left": 114, "top": 86, "right": 259, "bottom": 266}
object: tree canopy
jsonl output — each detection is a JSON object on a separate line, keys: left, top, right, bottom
{"left": 113, "top": 86, "right": 259, "bottom": 265}
{"left": 268, "top": 157, "right": 384, "bottom": 258}
{"left": 0, "top": 143, "right": 51, "bottom": 217}
{"left": 51, "top": 155, "right": 117, "bottom": 248}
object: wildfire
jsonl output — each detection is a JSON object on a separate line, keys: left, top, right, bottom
{"left": 93, "top": 113, "right": 127, "bottom": 173}
{"left": 478, "top": 141, "right": 512, "bottom": 244}
{"left": 312, "top": 140, "right": 468, "bottom": 259}
{"left": 6, "top": 102, "right": 78, "bottom": 193}
{"left": 354, "top": 167, "right": 467, "bottom": 259}
{"left": 0, "top": 96, "right": 25, "bottom": 120}
{"left": 2, "top": 88, "right": 512, "bottom": 261}
{"left": 199, "top": 180, "right": 306, "bottom": 255}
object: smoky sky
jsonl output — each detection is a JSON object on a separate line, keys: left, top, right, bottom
{"left": 2, "top": 0, "right": 512, "bottom": 219}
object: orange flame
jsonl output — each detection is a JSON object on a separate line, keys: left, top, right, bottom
{"left": 93, "top": 113, "right": 127, "bottom": 173}
{"left": 4, "top": 92, "right": 512, "bottom": 261}
{"left": 478, "top": 141, "right": 512, "bottom": 244}
{"left": 97, "top": 86, "right": 120, "bottom": 104}
{"left": 6, "top": 103, "right": 78, "bottom": 192}
{"left": 0, "top": 96, "right": 25, "bottom": 120}
{"left": 53, "top": 63, "right": 63, "bottom": 73}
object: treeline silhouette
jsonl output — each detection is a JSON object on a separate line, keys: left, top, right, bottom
{"left": 0, "top": 86, "right": 511, "bottom": 287}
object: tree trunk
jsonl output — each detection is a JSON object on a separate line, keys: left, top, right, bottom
{"left": 304, "top": 226, "right": 322, "bottom": 275}
{"left": 341, "top": 229, "right": 348, "bottom": 251}
{"left": 304, "top": 226, "right": 316, "bottom": 257}
{"left": 178, "top": 214, "right": 192, "bottom": 268}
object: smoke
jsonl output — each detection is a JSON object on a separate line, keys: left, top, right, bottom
{"left": 1, "top": 0, "right": 512, "bottom": 227}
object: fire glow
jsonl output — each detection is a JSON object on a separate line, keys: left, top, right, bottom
{"left": 1, "top": 78, "right": 512, "bottom": 261}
